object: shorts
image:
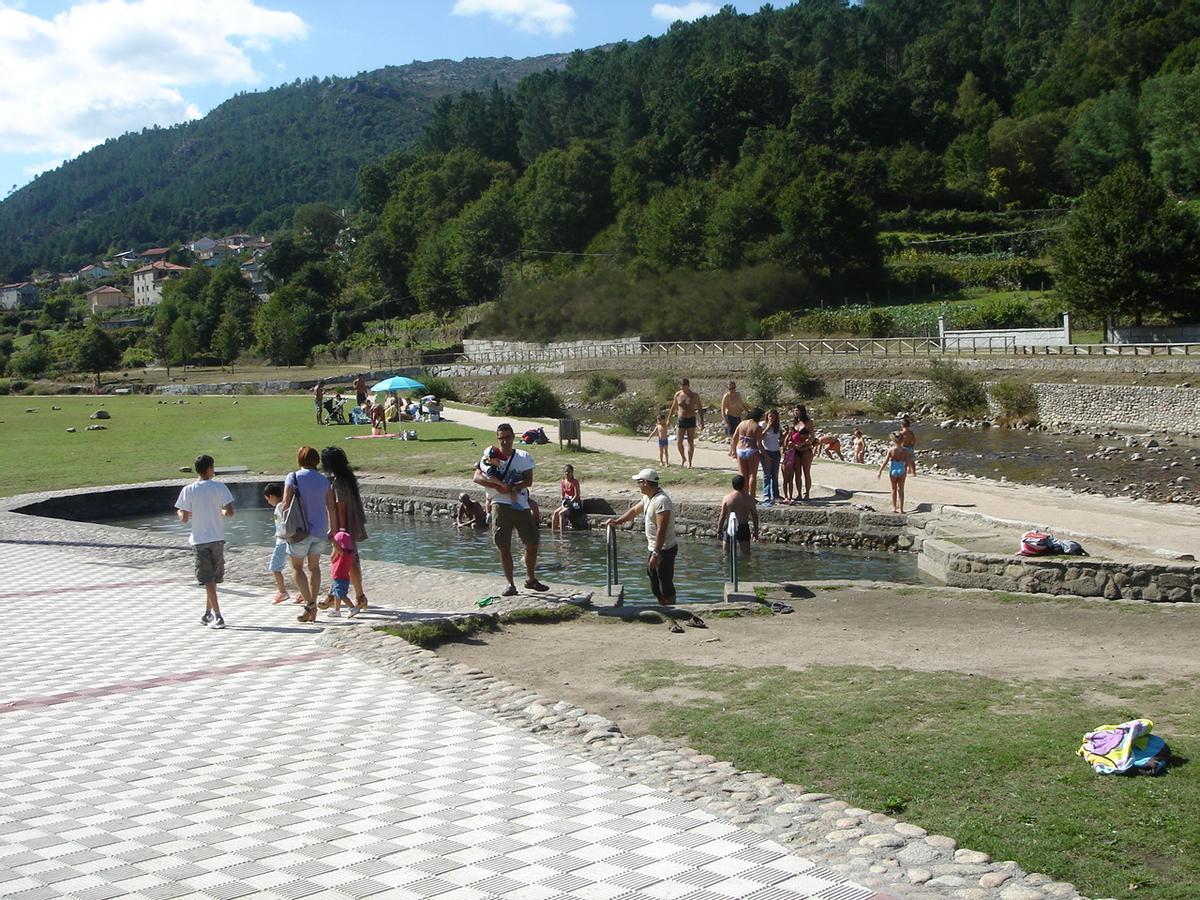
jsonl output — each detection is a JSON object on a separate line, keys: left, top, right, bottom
{"left": 724, "top": 522, "right": 751, "bottom": 542}
{"left": 331, "top": 578, "right": 350, "bottom": 600}
{"left": 287, "top": 533, "right": 327, "bottom": 559}
{"left": 356, "top": 392, "right": 366, "bottom": 407}
{"left": 724, "top": 414, "right": 739, "bottom": 435}
{"left": 491, "top": 502, "right": 539, "bottom": 548}
{"left": 194, "top": 541, "right": 225, "bottom": 585}
{"left": 677, "top": 416, "right": 696, "bottom": 431}
{"left": 657, "top": 438, "right": 669, "bottom": 448}
{"left": 268, "top": 539, "right": 289, "bottom": 572}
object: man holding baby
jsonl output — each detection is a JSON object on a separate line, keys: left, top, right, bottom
{"left": 473, "top": 422, "right": 549, "bottom": 596}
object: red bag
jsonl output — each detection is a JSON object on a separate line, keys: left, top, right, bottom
{"left": 1019, "top": 530, "right": 1054, "bottom": 556}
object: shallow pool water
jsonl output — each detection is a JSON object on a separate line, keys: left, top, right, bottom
{"left": 101, "top": 508, "right": 922, "bottom": 604}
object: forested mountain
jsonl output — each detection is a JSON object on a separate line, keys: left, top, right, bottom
{"left": 0, "top": 53, "right": 569, "bottom": 279}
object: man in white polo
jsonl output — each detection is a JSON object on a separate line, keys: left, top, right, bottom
{"left": 602, "top": 468, "right": 678, "bottom": 605}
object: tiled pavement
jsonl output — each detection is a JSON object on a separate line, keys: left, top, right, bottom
{"left": 0, "top": 544, "right": 879, "bottom": 900}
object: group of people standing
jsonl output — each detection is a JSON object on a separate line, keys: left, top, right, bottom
{"left": 725, "top": 390, "right": 827, "bottom": 506}
{"left": 174, "top": 444, "right": 371, "bottom": 629}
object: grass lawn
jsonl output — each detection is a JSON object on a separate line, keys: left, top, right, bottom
{"left": 620, "top": 661, "right": 1198, "bottom": 900}
{"left": 0, "top": 394, "right": 725, "bottom": 498}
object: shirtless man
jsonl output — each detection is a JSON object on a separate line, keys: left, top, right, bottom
{"left": 817, "top": 434, "right": 845, "bottom": 460}
{"left": 312, "top": 380, "right": 325, "bottom": 426}
{"left": 720, "top": 381, "right": 747, "bottom": 436}
{"left": 717, "top": 475, "right": 758, "bottom": 545}
{"left": 455, "top": 492, "right": 487, "bottom": 528}
{"left": 669, "top": 377, "right": 704, "bottom": 467}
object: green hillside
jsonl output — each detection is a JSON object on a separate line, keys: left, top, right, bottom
{"left": 0, "top": 54, "right": 568, "bottom": 280}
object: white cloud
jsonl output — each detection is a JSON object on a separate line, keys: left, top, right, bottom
{"left": 452, "top": 0, "right": 575, "bottom": 37}
{"left": 0, "top": 0, "right": 308, "bottom": 161}
{"left": 651, "top": 2, "right": 718, "bottom": 23}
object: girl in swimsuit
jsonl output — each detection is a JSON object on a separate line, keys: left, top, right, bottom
{"left": 729, "top": 411, "right": 762, "bottom": 500}
{"left": 789, "top": 416, "right": 815, "bottom": 501}
{"left": 877, "top": 431, "right": 910, "bottom": 514}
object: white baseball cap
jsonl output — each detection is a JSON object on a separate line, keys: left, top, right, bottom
{"left": 632, "top": 468, "right": 660, "bottom": 483}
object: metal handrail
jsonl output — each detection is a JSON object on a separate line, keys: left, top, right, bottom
{"left": 726, "top": 512, "right": 739, "bottom": 595}
{"left": 606, "top": 524, "right": 620, "bottom": 598}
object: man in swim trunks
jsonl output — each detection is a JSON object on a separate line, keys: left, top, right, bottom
{"left": 668, "top": 377, "right": 704, "bottom": 467}
{"left": 312, "top": 380, "right": 325, "bottom": 426}
{"left": 354, "top": 374, "right": 368, "bottom": 412}
{"left": 717, "top": 474, "right": 758, "bottom": 545}
{"left": 720, "top": 381, "right": 746, "bottom": 436}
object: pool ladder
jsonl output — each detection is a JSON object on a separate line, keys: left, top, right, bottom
{"left": 605, "top": 524, "right": 621, "bottom": 601}
{"left": 726, "top": 512, "right": 740, "bottom": 594}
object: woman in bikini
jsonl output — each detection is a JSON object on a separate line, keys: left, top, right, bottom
{"left": 729, "top": 411, "right": 763, "bottom": 500}
{"left": 877, "top": 431, "right": 910, "bottom": 513}
{"left": 791, "top": 410, "right": 816, "bottom": 501}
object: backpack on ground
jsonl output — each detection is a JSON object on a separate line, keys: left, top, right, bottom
{"left": 1019, "top": 530, "right": 1054, "bottom": 557}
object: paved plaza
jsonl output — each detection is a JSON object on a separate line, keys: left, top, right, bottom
{"left": 0, "top": 542, "right": 881, "bottom": 900}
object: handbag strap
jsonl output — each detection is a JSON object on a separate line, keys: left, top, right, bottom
{"left": 290, "top": 471, "right": 309, "bottom": 529}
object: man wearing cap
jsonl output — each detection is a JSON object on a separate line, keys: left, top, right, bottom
{"left": 602, "top": 468, "right": 678, "bottom": 605}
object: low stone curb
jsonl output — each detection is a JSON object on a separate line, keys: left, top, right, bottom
{"left": 321, "top": 621, "right": 1095, "bottom": 900}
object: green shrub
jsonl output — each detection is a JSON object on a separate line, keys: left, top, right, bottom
{"left": 489, "top": 373, "right": 562, "bottom": 417}
{"left": 927, "top": 359, "right": 988, "bottom": 417}
{"left": 873, "top": 386, "right": 915, "bottom": 415}
{"left": 990, "top": 378, "right": 1039, "bottom": 423}
{"left": 748, "top": 360, "right": 783, "bottom": 408}
{"left": 582, "top": 371, "right": 626, "bottom": 402}
{"left": 782, "top": 360, "right": 826, "bottom": 399}
{"left": 760, "top": 310, "right": 796, "bottom": 336}
{"left": 121, "top": 346, "right": 154, "bottom": 368}
{"left": 612, "top": 396, "right": 657, "bottom": 434}
{"left": 865, "top": 309, "right": 897, "bottom": 337}
{"left": 652, "top": 371, "right": 679, "bottom": 406}
{"left": 0, "top": 378, "right": 10, "bottom": 395}
{"left": 419, "top": 371, "right": 460, "bottom": 402}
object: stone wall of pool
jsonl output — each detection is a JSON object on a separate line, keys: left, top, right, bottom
{"left": 7, "top": 479, "right": 1195, "bottom": 603}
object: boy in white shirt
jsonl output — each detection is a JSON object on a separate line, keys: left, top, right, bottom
{"left": 175, "top": 454, "right": 236, "bottom": 629}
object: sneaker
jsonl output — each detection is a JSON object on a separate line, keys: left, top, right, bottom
{"left": 200, "top": 610, "right": 214, "bottom": 626}
{"left": 347, "top": 605, "right": 360, "bottom": 619}
{"left": 329, "top": 609, "right": 342, "bottom": 618}
{"left": 272, "top": 591, "right": 289, "bottom": 604}
{"left": 208, "top": 615, "right": 226, "bottom": 630}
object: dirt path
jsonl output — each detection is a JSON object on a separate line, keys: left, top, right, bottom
{"left": 439, "top": 587, "right": 1200, "bottom": 735}
{"left": 444, "top": 405, "right": 1200, "bottom": 556}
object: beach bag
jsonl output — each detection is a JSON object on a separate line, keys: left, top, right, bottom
{"left": 521, "top": 427, "right": 549, "bottom": 445}
{"left": 280, "top": 479, "right": 309, "bottom": 543}
{"left": 1019, "top": 530, "right": 1054, "bottom": 557}
{"left": 1055, "top": 539, "right": 1088, "bottom": 556}
{"left": 1078, "top": 719, "right": 1171, "bottom": 776}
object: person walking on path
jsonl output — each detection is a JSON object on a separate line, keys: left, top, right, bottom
{"left": 473, "top": 422, "right": 548, "bottom": 596}
{"left": 729, "top": 411, "right": 763, "bottom": 500}
{"left": 720, "top": 381, "right": 747, "bottom": 436}
{"left": 282, "top": 445, "right": 336, "bottom": 623}
{"left": 312, "top": 380, "right": 325, "bottom": 426}
{"left": 646, "top": 412, "right": 671, "bottom": 467}
{"left": 603, "top": 468, "right": 679, "bottom": 606}
{"left": 878, "top": 432, "right": 912, "bottom": 514}
{"left": 899, "top": 416, "right": 918, "bottom": 474}
{"left": 669, "top": 377, "right": 704, "bottom": 467}
{"left": 320, "top": 445, "right": 369, "bottom": 612}
{"left": 759, "top": 408, "right": 782, "bottom": 506}
{"left": 718, "top": 474, "right": 759, "bottom": 546}
{"left": 175, "top": 454, "right": 235, "bottom": 630}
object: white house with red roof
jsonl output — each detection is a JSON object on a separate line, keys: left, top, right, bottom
{"left": 132, "top": 261, "right": 189, "bottom": 307}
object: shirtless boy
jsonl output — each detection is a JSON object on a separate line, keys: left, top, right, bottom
{"left": 720, "top": 381, "right": 746, "bottom": 436}
{"left": 717, "top": 475, "right": 758, "bottom": 544}
{"left": 669, "top": 377, "right": 704, "bottom": 467}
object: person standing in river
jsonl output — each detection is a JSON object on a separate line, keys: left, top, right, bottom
{"left": 603, "top": 468, "right": 678, "bottom": 606}
{"left": 669, "top": 378, "right": 704, "bottom": 467}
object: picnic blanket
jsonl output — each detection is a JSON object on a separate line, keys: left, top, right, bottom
{"left": 1077, "top": 718, "right": 1169, "bottom": 775}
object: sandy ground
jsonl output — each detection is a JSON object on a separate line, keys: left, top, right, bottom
{"left": 442, "top": 405, "right": 1200, "bottom": 557}
{"left": 439, "top": 587, "right": 1200, "bottom": 735}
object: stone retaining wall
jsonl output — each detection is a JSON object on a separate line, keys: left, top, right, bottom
{"left": 844, "top": 377, "right": 1200, "bottom": 432}
{"left": 462, "top": 336, "right": 641, "bottom": 361}
{"left": 919, "top": 537, "right": 1199, "bottom": 602}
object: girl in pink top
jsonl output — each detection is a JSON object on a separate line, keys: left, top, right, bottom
{"left": 551, "top": 464, "right": 583, "bottom": 531}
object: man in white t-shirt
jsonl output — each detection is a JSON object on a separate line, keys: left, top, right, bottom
{"left": 602, "top": 468, "right": 678, "bottom": 605}
{"left": 473, "top": 422, "right": 548, "bottom": 596}
{"left": 175, "top": 454, "right": 235, "bottom": 629}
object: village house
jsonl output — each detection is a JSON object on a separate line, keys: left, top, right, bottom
{"left": 0, "top": 282, "right": 41, "bottom": 310}
{"left": 131, "top": 261, "right": 188, "bottom": 307}
{"left": 131, "top": 247, "right": 170, "bottom": 267}
{"left": 86, "top": 285, "right": 131, "bottom": 313}
{"left": 77, "top": 263, "right": 113, "bottom": 281}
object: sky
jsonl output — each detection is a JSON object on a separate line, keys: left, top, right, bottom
{"left": 0, "top": 0, "right": 748, "bottom": 198}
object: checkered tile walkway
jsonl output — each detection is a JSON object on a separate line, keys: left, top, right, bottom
{"left": 0, "top": 544, "right": 876, "bottom": 899}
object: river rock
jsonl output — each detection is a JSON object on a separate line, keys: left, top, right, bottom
{"left": 89, "top": 410, "right": 110, "bottom": 419}
{"left": 222, "top": 435, "right": 233, "bottom": 441}
{"left": 981, "top": 871, "right": 1013, "bottom": 888}
{"left": 66, "top": 427, "right": 76, "bottom": 433}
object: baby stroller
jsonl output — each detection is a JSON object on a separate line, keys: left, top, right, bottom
{"left": 322, "top": 395, "right": 347, "bottom": 425}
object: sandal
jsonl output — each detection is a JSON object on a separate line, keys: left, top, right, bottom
{"left": 297, "top": 604, "right": 317, "bottom": 623}
{"left": 770, "top": 601, "right": 795, "bottom": 614}
{"left": 356, "top": 595, "right": 368, "bottom": 610}
{"left": 668, "top": 622, "right": 686, "bottom": 634}
{"left": 502, "top": 585, "right": 519, "bottom": 597}
{"left": 524, "top": 579, "right": 550, "bottom": 592}
{"left": 685, "top": 615, "right": 707, "bottom": 629}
